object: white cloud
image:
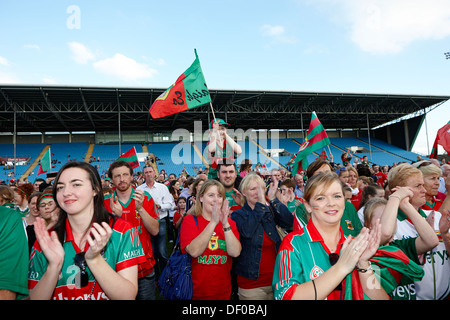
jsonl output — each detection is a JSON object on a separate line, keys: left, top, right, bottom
{"left": 93, "top": 53, "right": 158, "bottom": 82}
{"left": 42, "top": 77, "right": 57, "bottom": 84}
{"left": 0, "top": 72, "right": 20, "bottom": 84}
{"left": 261, "top": 24, "right": 285, "bottom": 37}
{"left": 68, "top": 42, "right": 95, "bottom": 64}
{"left": 0, "top": 56, "right": 9, "bottom": 66}
{"left": 313, "top": 0, "right": 450, "bottom": 54}
{"left": 260, "top": 24, "right": 298, "bottom": 44}
{"left": 24, "top": 44, "right": 40, "bottom": 50}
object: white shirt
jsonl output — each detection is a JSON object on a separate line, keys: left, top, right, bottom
{"left": 136, "top": 181, "right": 175, "bottom": 219}
{"left": 395, "top": 209, "right": 450, "bottom": 300}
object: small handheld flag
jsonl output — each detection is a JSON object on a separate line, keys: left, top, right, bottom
{"left": 38, "top": 147, "right": 51, "bottom": 175}
{"left": 292, "top": 112, "right": 331, "bottom": 174}
{"left": 118, "top": 147, "right": 140, "bottom": 169}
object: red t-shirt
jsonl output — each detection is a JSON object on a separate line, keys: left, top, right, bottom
{"left": 173, "top": 210, "right": 185, "bottom": 228}
{"left": 104, "top": 187, "right": 159, "bottom": 278}
{"left": 351, "top": 189, "right": 362, "bottom": 210}
{"left": 375, "top": 171, "right": 387, "bottom": 186}
{"left": 180, "top": 214, "right": 240, "bottom": 300}
{"left": 237, "top": 232, "right": 277, "bottom": 289}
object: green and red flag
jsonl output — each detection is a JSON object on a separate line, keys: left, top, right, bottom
{"left": 429, "top": 137, "right": 439, "bottom": 159}
{"left": 150, "top": 49, "right": 211, "bottom": 119}
{"left": 37, "top": 147, "right": 51, "bottom": 176}
{"left": 292, "top": 112, "right": 330, "bottom": 174}
{"left": 118, "top": 146, "right": 139, "bottom": 169}
{"left": 436, "top": 121, "right": 450, "bottom": 153}
{"left": 341, "top": 245, "right": 424, "bottom": 300}
{"left": 429, "top": 121, "right": 450, "bottom": 158}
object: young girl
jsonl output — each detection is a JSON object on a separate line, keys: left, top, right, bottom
{"left": 28, "top": 161, "right": 145, "bottom": 300}
{"left": 363, "top": 186, "right": 438, "bottom": 300}
{"left": 13, "top": 183, "right": 34, "bottom": 217}
{"left": 37, "top": 188, "right": 60, "bottom": 230}
{"left": 180, "top": 179, "right": 241, "bottom": 300}
{"left": 173, "top": 196, "right": 187, "bottom": 230}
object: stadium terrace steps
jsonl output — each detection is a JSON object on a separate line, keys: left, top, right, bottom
{"left": 0, "top": 138, "right": 425, "bottom": 183}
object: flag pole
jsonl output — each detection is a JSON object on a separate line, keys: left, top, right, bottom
{"left": 209, "top": 102, "right": 217, "bottom": 122}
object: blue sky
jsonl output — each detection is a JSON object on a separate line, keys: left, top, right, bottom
{"left": 0, "top": 0, "right": 449, "bottom": 155}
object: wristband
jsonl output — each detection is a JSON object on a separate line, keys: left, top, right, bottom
{"left": 356, "top": 261, "right": 372, "bottom": 273}
{"left": 223, "top": 226, "right": 232, "bottom": 232}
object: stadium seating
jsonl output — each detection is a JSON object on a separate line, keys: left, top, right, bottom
{"left": 0, "top": 136, "right": 427, "bottom": 183}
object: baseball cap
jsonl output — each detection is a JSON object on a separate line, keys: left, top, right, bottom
{"left": 209, "top": 118, "right": 230, "bottom": 129}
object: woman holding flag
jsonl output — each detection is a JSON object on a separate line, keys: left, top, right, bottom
{"left": 206, "top": 118, "right": 242, "bottom": 180}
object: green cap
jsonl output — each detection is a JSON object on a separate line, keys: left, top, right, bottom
{"left": 209, "top": 118, "right": 230, "bottom": 129}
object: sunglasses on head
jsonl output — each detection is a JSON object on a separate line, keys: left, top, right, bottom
{"left": 417, "top": 161, "right": 432, "bottom": 168}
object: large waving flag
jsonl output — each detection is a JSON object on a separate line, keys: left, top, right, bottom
{"left": 118, "top": 147, "right": 139, "bottom": 169}
{"left": 37, "top": 147, "right": 51, "bottom": 175}
{"left": 150, "top": 49, "right": 211, "bottom": 119}
{"left": 430, "top": 121, "right": 450, "bottom": 158}
{"left": 292, "top": 112, "right": 331, "bottom": 174}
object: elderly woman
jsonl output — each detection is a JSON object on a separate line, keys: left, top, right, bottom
{"left": 413, "top": 161, "right": 445, "bottom": 212}
{"left": 231, "top": 173, "right": 293, "bottom": 300}
{"left": 386, "top": 163, "right": 450, "bottom": 300}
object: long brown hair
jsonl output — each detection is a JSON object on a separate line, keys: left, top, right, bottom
{"left": 52, "top": 161, "right": 113, "bottom": 244}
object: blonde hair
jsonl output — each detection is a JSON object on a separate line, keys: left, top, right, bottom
{"left": 414, "top": 161, "right": 442, "bottom": 178}
{"left": 193, "top": 179, "right": 225, "bottom": 217}
{"left": 347, "top": 166, "right": 359, "bottom": 188}
{"left": 387, "top": 163, "right": 422, "bottom": 190}
{"left": 363, "top": 198, "right": 387, "bottom": 228}
{"left": 239, "top": 173, "right": 266, "bottom": 206}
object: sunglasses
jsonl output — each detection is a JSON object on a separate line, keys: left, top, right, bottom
{"left": 329, "top": 253, "right": 342, "bottom": 291}
{"left": 417, "top": 161, "right": 432, "bottom": 168}
{"left": 74, "top": 252, "right": 89, "bottom": 288}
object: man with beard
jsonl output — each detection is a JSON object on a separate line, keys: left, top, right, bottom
{"left": 104, "top": 161, "right": 160, "bottom": 300}
{"left": 216, "top": 162, "right": 242, "bottom": 211}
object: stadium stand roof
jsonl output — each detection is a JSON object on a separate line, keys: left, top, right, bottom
{"left": 0, "top": 85, "right": 448, "bottom": 133}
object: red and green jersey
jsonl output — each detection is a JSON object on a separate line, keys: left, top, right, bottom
{"left": 180, "top": 214, "right": 239, "bottom": 300}
{"left": 104, "top": 187, "right": 159, "bottom": 278}
{"left": 273, "top": 219, "right": 347, "bottom": 300}
{"left": 293, "top": 201, "right": 362, "bottom": 237}
{"left": 274, "top": 219, "right": 425, "bottom": 300}
{"left": 421, "top": 196, "right": 442, "bottom": 212}
{"left": 225, "top": 189, "right": 242, "bottom": 211}
{"left": 28, "top": 217, "right": 145, "bottom": 300}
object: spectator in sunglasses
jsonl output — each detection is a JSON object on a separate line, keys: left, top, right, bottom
{"left": 28, "top": 161, "right": 145, "bottom": 300}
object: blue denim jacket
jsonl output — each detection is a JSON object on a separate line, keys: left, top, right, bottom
{"left": 231, "top": 198, "right": 293, "bottom": 280}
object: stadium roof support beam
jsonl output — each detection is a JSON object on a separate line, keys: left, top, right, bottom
{"left": 40, "top": 87, "right": 71, "bottom": 132}
{"left": 79, "top": 88, "right": 96, "bottom": 130}
{"left": 0, "top": 89, "right": 40, "bottom": 133}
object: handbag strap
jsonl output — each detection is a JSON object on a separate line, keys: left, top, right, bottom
{"left": 172, "top": 214, "right": 199, "bottom": 254}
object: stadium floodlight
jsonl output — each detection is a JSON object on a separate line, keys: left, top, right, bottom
{"left": 445, "top": 52, "right": 450, "bottom": 59}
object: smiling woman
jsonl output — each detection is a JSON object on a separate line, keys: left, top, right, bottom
{"left": 28, "top": 161, "right": 146, "bottom": 300}
{"left": 180, "top": 179, "right": 241, "bottom": 300}
{"left": 273, "top": 171, "right": 388, "bottom": 300}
